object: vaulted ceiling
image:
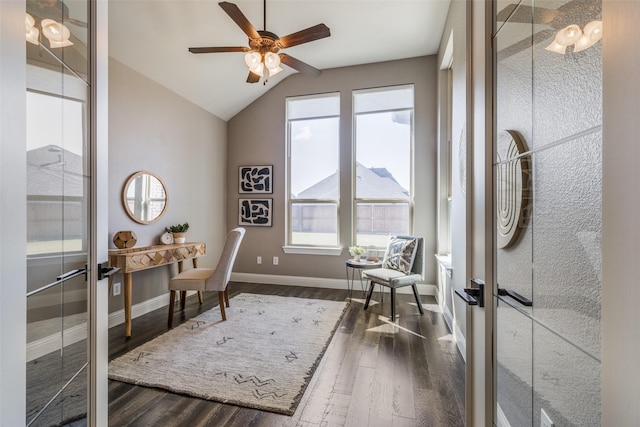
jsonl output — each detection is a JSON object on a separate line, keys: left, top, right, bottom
{"left": 109, "top": 0, "right": 451, "bottom": 120}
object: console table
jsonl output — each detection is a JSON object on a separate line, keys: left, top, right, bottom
{"left": 109, "top": 242, "right": 206, "bottom": 337}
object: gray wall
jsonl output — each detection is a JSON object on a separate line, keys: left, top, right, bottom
{"left": 227, "top": 56, "right": 438, "bottom": 284}
{"left": 108, "top": 58, "right": 227, "bottom": 312}
{"left": 436, "top": 0, "right": 469, "bottom": 339}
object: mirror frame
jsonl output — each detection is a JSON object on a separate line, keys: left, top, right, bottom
{"left": 122, "top": 171, "right": 169, "bottom": 224}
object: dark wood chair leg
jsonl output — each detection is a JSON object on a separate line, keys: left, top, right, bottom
{"left": 224, "top": 288, "right": 230, "bottom": 307}
{"left": 180, "top": 291, "right": 187, "bottom": 310}
{"left": 218, "top": 291, "right": 227, "bottom": 321}
{"left": 391, "top": 288, "right": 397, "bottom": 321}
{"left": 364, "top": 280, "right": 376, "bottom": 309}
{"left": 168, "top": 290, "right": 176, "bottom": 328}
{"left": 412, "top": 283, "right": 424, "bottom": 314}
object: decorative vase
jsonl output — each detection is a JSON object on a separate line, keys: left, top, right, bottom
{"left": 354, "top": 254, "right": 361, "bottom": 262}
{"left": 173, "top": 232, "right": 186, "bottom": 243}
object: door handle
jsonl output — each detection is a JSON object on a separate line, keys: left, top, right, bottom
{"left": 56, "top": 268, "right": 87, "bottom": 281}
{"left": 498, "top": 287, "right": 533, "bottom": 306}
{"left": 98, "top": 261, "right": 120, "bottom": 280}
{"left": 455, "top": 278, "right": 484, "bottom": 307}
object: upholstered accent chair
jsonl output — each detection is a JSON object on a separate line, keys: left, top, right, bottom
{"left": 362, "top": 235, "right": 424, "bottom": 320}
{"left": 167, "top": 227, "right": 245, "bottom": 327}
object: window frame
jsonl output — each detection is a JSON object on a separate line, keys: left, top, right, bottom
{"left": 352, "top": 85, "right": 415, "bottom": 249}
{"left": 284, "top": 92, "right": 341, "bottom": 254}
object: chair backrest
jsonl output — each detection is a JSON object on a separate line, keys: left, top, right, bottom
{"left": 206, "top": 227, "right": 246, "bottom": 291}
{"left": 382, "top": 235, "right": 424, "bottom": 276}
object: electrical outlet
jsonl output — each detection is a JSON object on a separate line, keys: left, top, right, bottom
{"left": 273, "top": 256, "right": 279, "bottom": 265}
{"left": 257, "top": 256, "right": 262, "bottom": 265}
{"left": 541, "top": 409, "right": 554, "bottom": 427}
{"left": 112, "top": 282, "right": 121, "bottom": 296}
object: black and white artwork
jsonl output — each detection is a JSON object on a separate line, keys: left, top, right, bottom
{"left": 239, "top": 198, "right": 272, "bottom": 227}
{"left": 239, "top": 165, "right": 272, "bottom": 194}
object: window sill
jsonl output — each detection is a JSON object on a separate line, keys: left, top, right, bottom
{"left": 282, "top": 246, "right": 343, "bottom": 256}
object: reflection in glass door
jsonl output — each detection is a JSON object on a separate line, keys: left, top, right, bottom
{"left": 25, "top": 0, "right": 91, "bottom": 425}
{"left": 494, "top": 0, "right": 602, "bottom": 425}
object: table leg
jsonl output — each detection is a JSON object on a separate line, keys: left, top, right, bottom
{"left": 345, "top": 265, "right": 353, "bottom": 301}
{"left": 124, "top": 272, "right": 132, "bottom": 337}
{"left": 193, "top": 258, "right": 203, "bottom": 304}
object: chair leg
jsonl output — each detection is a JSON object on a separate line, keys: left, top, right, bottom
{"left": 168, "top": 290, "right": 176, "bottom": 328}
{"left": 180, "top": 291, "right": 187, "bottom": 310}
{"left": 391, "top": 288, "right": 396, "bottom": 321}
{"left": 218, "top": 291, "right": 227, "bottom": 321}
{"left": 224, "top": 288, "right": 230, "bottom": 307}
{"left": 364, "top": 280, "right": 376, "bottom": 310}
{"left": 198, "top": 291, "right": 203, "bottom": 304}
{"left": 412, "top": 283, "right": 424, "bottom": 314}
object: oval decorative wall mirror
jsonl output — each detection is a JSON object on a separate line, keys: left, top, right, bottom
{"left": 122, "top": 171, "right": 168, "bottom": 224}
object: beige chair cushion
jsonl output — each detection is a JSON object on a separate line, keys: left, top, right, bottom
{"left": 363, "top": 268, "right": 422, "bottom": 288}
{"left": 169, "top": 268, "right": 215, "bottom": 291}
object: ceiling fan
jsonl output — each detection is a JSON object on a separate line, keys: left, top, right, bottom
{"left": 189, "top": 1, "right": 330, "bottom": 84}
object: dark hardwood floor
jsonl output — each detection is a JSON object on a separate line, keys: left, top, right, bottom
{"left": 108, "top": 283, "right": 465, "bottom": 426}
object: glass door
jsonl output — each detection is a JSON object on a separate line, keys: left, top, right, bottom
{"left": 25, "top": 0, "right": 92, "bottom": 425}
{"left": 494, "top": 0, "right": 602, "bottom": 425}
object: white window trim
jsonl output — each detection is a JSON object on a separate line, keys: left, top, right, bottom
{"left": 282, "top": 246, "right": 343, "bottom": 256}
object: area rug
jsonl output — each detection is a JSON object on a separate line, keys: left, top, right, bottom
{"left": 108, "top": 293, "right": 348, "bottom": 415}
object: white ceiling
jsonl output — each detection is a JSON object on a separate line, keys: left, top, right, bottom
{"left": 109, "top": 0, "right": 451, "bottom": 121}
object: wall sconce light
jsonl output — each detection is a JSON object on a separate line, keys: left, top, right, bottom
{"left": 25, "top": 13, "right": 74, "bottom": 48}
{"left": 546, "top": 21, "right": 602, "bottom": 54}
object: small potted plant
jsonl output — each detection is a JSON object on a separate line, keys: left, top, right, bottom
{"left": 167, "top": 222, "right": 189, "bottom": 243}
{"left": 349, "top": 245, "right": 366, "bottom": 261}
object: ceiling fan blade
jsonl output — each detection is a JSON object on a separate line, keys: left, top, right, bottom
{"left": 496, "top": 4, "right": 560, "bottom": 26}
{"left": 246, "top": 70, "right": 261, "bottom": 83}
{"left": 279, "top": 53, "right": 321, "bottom": 77}
{"left": 219, "top": 1, "right": 260, "bottom": 40}
{"left": 189, "top": 46, "right": 249, "bottom": 54}
{"left": 277, "top": 24, "right": 330, "bottom": 49}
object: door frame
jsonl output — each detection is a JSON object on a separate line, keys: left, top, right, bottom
{"left": 89, "top": 0, "right": 110, "bottom": 425}
{"left": 466, "top": 0, "right": 495, "bottom": 425}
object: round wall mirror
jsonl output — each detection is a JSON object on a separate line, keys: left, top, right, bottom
{"left": 122, "top": 171, "right": 168, "bottom": 224}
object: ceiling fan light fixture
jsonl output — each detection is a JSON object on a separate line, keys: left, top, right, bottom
{"left": 584, "top": 20, "right": 603, "bottom": 42}
{"left": 41, "top": 19, "right": 73, "bottom": 48}
{"left": 268, "top": 66, "right": 283, "bottom": 77}
{"left": 244, "top": 51, "right": 265, "bottom": 76}
{"left": 25, "top": 13, "right": 40, "bottom": 45}
{"left": 545, "top": 40, "right": 567, "bottom": 54}
{"left": 574, "top": 34, "right": 595, "bottom": 52}
{"left": 555, "top": 24, "right": 582, "bottom": 46}
{"left": 264, "top": 52, "right": 280, "bottom": 69}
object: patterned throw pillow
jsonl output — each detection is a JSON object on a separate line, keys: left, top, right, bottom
{"left": 382, "top": 236, "right": 418, "bottom": 274}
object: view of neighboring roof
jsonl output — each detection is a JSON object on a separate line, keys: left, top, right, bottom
{"left": 27, "top": 145, "right": 84, "bottom": 197}
{"left": 296, "top": 162, "right": 408, "bottom": 199}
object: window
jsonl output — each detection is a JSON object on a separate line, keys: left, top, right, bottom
{"left": 353, "top": 85, "right": 414, "bottom": 247}
{"left": 286, "top": 93, "right": 340, "bottom": 247}
{"left": 26, "top": 91, "right": 88, "bottom": 256}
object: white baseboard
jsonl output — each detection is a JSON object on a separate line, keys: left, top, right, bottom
{"left": 27, "top": 322, "right": 88, "bottom": 362}
{"left": 108, "top": 292, "right": 172, "bottom": 329}
{"left": 231, "top": 272, "right": 437, "bottom": 296}
{"left": 28, "top": 276, "right": 434, "bottom": 362}
{"left": 441, "top": 300, "right": 466, "bottom": 360}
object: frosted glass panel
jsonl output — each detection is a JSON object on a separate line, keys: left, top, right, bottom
{"left": 532, "top": 0, "right": 602, "bottom": 149}
{"left": 497, "top": 303, "right": 533, "bottom": 426}
{"left": 532, "top": 133, "right": 601, "bottom": 358}
{"left": 533, "top": 323, "right": 600, "bottom": 426}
